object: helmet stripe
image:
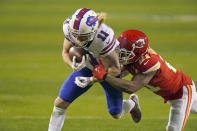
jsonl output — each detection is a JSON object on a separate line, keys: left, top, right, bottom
{"left": 73, "top": 8, "right": 91, "bottom": 30}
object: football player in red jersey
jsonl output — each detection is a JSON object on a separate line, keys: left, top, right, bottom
{"left": 89, "top": 30, "right": 197, "bottom": 131}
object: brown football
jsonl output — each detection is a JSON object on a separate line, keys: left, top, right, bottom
{"left": 69, "top": 47, "right": 87, "bottom": 62}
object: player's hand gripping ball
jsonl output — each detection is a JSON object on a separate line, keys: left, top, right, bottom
{"left": 69, "top": 47, "right": 87, "bottom": 62}
{"left": 69, "top": 47, "right": 89, "bottom": 71}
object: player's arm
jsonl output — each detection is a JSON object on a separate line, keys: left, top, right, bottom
{"left": 120, "top": 66, "right": 130, "bottom": 78}
{"left": 101, "top": 50, "right": 121, "bottom": 77}
{"left": 62, "top": 39, "right": 73, "bottom": 68}
{"left": 105, "top": 71, "right": 156, "bottom": 93}
{"left": 92, "top": 62, "right": 156, "bottom": 93}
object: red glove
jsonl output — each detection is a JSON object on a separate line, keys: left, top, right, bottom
{"left": 92, "top": 60, "right": 107, "bottom": 80}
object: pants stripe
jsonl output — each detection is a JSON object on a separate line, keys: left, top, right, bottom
{"left": 181, "top": 85, "right": 192, "bottom": 131}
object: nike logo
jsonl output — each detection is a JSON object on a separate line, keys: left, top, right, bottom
{"left": 106, "top": 39, "right": 110, "bottom": 44}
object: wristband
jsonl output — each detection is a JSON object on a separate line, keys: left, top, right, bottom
{"left": 103, "top": 73, "right": 108, "bottom": 80}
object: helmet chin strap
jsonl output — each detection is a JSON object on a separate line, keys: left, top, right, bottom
{"left": 84, "top": 40, "right": 93, "bottom": 48}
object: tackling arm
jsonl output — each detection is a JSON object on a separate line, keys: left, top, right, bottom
{"left": 105, "top": 71, "right": 156, "bottom": 94}
{"left": 92, "top": 61, "right": 157, "bottom": 93}
{"left": 120, "top": 66, "right": 130, "bottom": 78}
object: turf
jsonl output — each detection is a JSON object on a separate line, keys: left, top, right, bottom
{"left": 0, "top": 0, "right": 197, "bottom": 130}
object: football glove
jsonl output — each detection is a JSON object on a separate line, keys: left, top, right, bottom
{"left": 92, "top": 60, "right": 107, "bottom": 80}
{"left": 72, "top": 54, "right": 89, "bottom": 71}
{"left": 75, "top": 76, "right": 94, "bottom": 88}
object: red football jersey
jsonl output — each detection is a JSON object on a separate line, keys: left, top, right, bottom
{"left": 124, "top": 52, "right": 192, "bottom": 101}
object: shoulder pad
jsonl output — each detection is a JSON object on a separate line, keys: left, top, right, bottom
{"left": 136, "top": 54, "right": 160, "bottom": 74}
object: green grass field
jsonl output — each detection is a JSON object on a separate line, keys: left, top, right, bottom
{"left": 0, "top": 0, "right": 197, "bottom": 130}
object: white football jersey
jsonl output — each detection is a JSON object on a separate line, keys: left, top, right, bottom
{"left": 63, "top": 17, "right": 119, "bottom": 69}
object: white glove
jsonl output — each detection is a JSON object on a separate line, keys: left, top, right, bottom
{"left": 72, "top": 54, "right": 89, "bottom": 71}
{"left": 75, "top": 76, "right": 94, "bottom": 88}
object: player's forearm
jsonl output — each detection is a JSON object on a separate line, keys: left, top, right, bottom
{"left": 105, "top": 75, "right": 139, "bottom": 94}
{"left": 120, "top": 69, "right": 130, "bottom": 78}
{"left": 62, "top": 39, "right": 73, "bottom": 68}
{"left": 62, "top": 52, "right": 72, "bottom": 68}
{"left": 107, "top": 67, "right": 121, "bottom": 77}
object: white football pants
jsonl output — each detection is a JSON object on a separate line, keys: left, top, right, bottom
{"left": 166, "top": 81, "right": 197, "bottom": 131}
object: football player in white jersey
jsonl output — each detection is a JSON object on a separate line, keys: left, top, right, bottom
{"left": 48, "top": 8, "right": 141, "bottom": 131}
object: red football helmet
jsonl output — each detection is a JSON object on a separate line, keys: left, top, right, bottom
{"left": 117, "top": 30, "right": 149, "bottom": 65}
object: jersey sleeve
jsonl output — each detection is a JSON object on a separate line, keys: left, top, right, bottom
{"left": 99, "top": 24, "right": 119, "bottom": 56}
{"left": 63, "top": 17, "right": 72, "bottom": 42}
{"left": 137, "top": 54, "right": 160, "bottom": 74}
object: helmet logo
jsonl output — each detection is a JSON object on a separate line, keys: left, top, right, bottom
{"left": 134, "top": 39, "right": 145, "bottom": 48}
{"left": 86, "top": 16, "right": 98, "bottom": 27}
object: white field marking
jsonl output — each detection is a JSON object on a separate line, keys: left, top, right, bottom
{"left": 109, "top": 14, "right": 197, "bottom": 22}
{"left": 2, "top": 116, "right": 197, "bottom": 120}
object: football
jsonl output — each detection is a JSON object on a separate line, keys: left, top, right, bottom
{"left": 69, "top": 46, "right": 87, "bottom": 62}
